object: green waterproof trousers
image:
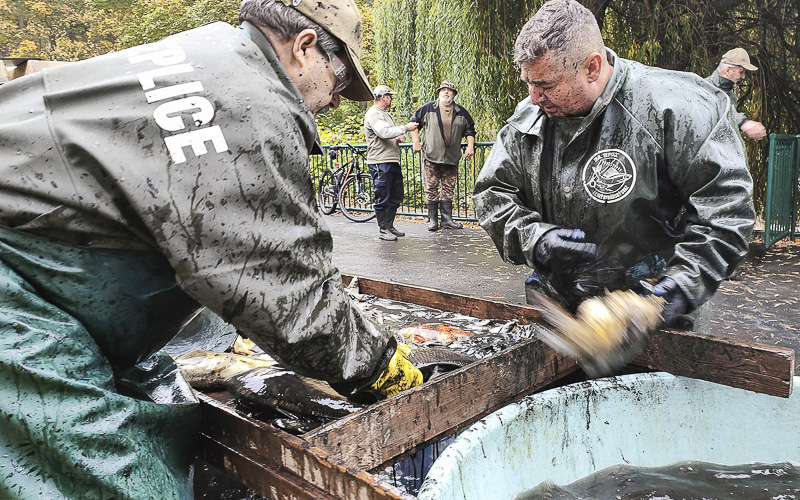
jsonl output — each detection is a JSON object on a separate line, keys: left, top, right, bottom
{"left": 0, "top": 226, "right": 200, "bottom": 499}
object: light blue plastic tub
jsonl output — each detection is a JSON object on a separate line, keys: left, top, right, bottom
{"left": 418, "top": 372, "right": 800, "bottom": 500}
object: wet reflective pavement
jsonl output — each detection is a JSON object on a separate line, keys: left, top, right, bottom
{"left": 326, "top": 214, "right": 800, "bottom": 373}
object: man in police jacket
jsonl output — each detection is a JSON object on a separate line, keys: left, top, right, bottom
{"left": 0, "top": 0, "right": 420, "bottom": 497}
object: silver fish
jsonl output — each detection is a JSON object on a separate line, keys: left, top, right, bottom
{"left": 175, "top": 350, "right": 276, "bottom": 391}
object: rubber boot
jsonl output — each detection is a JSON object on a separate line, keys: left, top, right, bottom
{"left": 427, "top": 202, "right": 440, "bottom": 232}
{"left": 439, "top": 200, "right": 463, "bottom": 229}
{"left": 387, "top": 207, "right": 405, "bottom": 237}
{"left": 376, "top": 209, "right": 397, "bottom": 241}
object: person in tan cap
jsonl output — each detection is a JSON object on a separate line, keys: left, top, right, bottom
{"left": 0, "top": 0, "right": 422, "bottom": 497}
{"left": 706, "top": 47, "right": 767, "bottom": 141}
{"left": 410, "top": 81, "right": 477, "bottom": 231}
{"left": 364, "top": 85, "right": 419, "bottom": 240}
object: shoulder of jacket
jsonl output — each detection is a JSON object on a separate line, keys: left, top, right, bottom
{"left": 616, "top": 60, "right": 727, "bottom": 118}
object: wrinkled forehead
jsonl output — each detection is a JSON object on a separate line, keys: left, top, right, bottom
{"left": 520, "top": 53, "right": 573, "bottom": 83}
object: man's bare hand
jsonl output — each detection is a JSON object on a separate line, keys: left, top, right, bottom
{"left": 741, "top": 120, "right": 766, "bottom": 141}
{"left": 405, "top": 122, "right": 419, "bottom": 132}
{"left": 463, "top": 145, "right": 475, "bottom": 158}
{"left": 412, "top": 141, "right": 422, "bottom": 153}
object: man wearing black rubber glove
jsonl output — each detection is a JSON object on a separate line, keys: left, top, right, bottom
{"left": 473, "top": 0, "right": 755, "bottom": 331}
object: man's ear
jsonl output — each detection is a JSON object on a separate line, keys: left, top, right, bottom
{"left": 585, "top": 52, "right": 603, "bottom": 83}
{"left": 290, "top": 28, "right": 320, "bottom": 70}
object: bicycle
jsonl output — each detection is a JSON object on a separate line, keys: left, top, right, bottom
{"left": 317, "top": 144, "right": 376, "bottom": 222}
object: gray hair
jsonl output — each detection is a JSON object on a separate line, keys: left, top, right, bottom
{"left": 513, "top": 0, "right": 605, "bottom": 71}
{"left": 717, "top": 61, "right": 735, "bottom": 72}
{"left": 239, "top": 0, "right": 343, "bottom": 56}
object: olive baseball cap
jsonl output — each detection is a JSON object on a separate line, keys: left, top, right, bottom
{"left": 721, "top": 48, "right": 757, "bottom": 71}
{"left": 277, "top": 0, "right": 373, "bottom": 101}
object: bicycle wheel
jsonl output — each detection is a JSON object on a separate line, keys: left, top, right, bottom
{"left": 339, "top": 172, "right": 376, "bottom": 222}
{"left": 317, "top": 169, "right": 338, "bottom": 215}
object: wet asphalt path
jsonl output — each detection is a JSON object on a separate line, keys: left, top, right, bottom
{"left": 325, "top": 214, "right": 530, "bottom": 303}
{"left": 326, "top": 213, "right": 800, "bottom": 373}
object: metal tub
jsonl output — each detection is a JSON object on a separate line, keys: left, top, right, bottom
{"left": 418, "top": 372, "right": 800, "bottom": 500}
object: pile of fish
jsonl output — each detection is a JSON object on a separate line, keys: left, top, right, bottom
{"left": 168, "top": 286, "right": 540, "bottom": 434}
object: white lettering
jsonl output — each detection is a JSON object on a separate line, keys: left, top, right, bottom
{"left": 153, "top": 97, "right": 215, "bottom": 131}
{"left": 137, "top": 64, "right": 195, "bottom": 90}
{"left": 145, "top": 81, "right": 205, "bottom": 103}
{"left": 164, "top": 126, "right": 229, "bottom": 164}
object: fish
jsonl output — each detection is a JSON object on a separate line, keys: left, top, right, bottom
{"left": 398, "top": 323, "right": 475, "bottom": 343}
{"left": 225, "top": 366, "right": 363, "bottom": 420}
{"left": 529, "top": 289, "right": 664, "bottom": 377}
{"left": 406, "top": 346, "right": 478, "bottom": 380}
{"left": 174, "top": 349, "right": 277, "bottom": 391}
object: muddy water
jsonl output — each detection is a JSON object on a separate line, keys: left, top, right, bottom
{"left": 517, "top": 461, "right": 800, "bottom": 500}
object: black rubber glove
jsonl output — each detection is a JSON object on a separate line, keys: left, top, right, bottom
{"left": 534, "top": 228, "right": 598, "bottom": 270}
{"left": 652, "top": 277, "right": 691, "bottom": 326}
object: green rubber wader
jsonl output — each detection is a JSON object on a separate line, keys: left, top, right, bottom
{"left": 0, "top": 226, "right": 201, "bottom": 499}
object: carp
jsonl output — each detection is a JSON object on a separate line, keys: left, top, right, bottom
{"left": 406, "top": 346, "right": 478, "bottom": 380}
{"left": 398, "top": 323, "right": 475, "bottom": 343}
{"left": 175, "top": 349, "right": 276, "bottom": 391}
{"left": 530, "top": 289, "right": 664, "bottom": 377}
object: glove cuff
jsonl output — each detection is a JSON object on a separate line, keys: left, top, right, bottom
{"left": 329, "top": 337, "right": 398, "bottom": 400}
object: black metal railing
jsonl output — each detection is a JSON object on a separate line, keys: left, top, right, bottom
{"left": 310, "top": 142, "right": 493, "bottom": 221}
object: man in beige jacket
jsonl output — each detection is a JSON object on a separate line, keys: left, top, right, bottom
{"left": 364, "top": 84, "right": 418, "bottom": 240}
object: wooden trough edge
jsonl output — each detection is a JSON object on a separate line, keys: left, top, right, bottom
{"left": 344, "top": 274, "right": 795, "bottom": 398}
{"left": 302, "top": 338, "right": 579, "bottom": 471}
{"left": 198, "top": 393, "right": 416, "bottom": 500}
{"left": 632, "top": 328, "right": 795, "bottom": 398}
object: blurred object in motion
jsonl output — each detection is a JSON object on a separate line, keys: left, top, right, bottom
{"left": 530, "top": 289, "right": 665, "bottom": 377}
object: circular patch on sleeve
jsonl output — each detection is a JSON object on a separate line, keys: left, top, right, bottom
{"left": 581, "top": 149, "right": 636, "bottom": 203}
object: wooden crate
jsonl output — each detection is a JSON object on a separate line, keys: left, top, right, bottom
{"left": 198, "top": 275, "right": 795, "bottom": 499}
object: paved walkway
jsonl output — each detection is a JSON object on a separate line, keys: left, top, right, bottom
{"left": 326, "top": 214, "right": 800, "bottom": 373}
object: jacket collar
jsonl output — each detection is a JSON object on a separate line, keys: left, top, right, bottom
{"left": 708, "top": 70, "right": 736, "bottom": 91}
{"left": 239, "top": 21, "right": 322, "bottom": 154}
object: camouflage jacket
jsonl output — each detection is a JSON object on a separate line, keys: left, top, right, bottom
{"left": 0, "top": 21, "right": 391, "bottom": 383}
{"left": 410, "top": 99, "right": 476, "bottom": 165}
{"left": 473, "top": 51, "right": 755, "bottom": 311}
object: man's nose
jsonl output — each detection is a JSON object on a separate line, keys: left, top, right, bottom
{"left": 329, "top": 93, "right": 341, "bottom": 109}
{"left": 529, "top": 86, "right": 545, "bottom": 104}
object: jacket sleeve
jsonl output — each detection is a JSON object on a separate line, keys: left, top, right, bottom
{"left": 472, "top": 125, "right": 557, "bottom": 269}
{"left": 141, "top": 104, "right": 392, "bottom": 384}
{"left": 365, "top": 109, "right": 406, "bottom": 139}
{"left": 409, "top": 103, "right": 427, "bottom": 126}
{"left": 461, "top": 108, "right": 477, "bottom": 138}
{"left": 662, "top": 105, "right": 755, "bottom": 308}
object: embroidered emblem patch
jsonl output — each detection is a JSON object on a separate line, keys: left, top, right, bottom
{"left": 581, "top": 149, "right": 636, "bottom": 203}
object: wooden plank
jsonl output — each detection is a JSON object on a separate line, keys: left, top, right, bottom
{"left": 342, "top": 274, "right": 543, "bottom": 323}
{"left": 198, "top": 394, "right": 413, "bottom": 500}
{"left": 200, "top": 436, "right": 341, "bottom": 500}
{"left": 632, "top": 329, "right": 795, "bottom": 397}
{"left": 344, "top": 275, "right": 794, "bottom": 397}
{"left": 302, "top": 338, "right": 578, "bottom": 471}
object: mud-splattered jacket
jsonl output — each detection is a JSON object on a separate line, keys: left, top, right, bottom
{"left": 473, "top": 51, "right": 755, "bottom": 311}
{"left": 0, "top": 21, "right": 390, "bottom": 383}
{"left": 706, "top": 70, "right": 748, "bottom": 127}
{"left": 410, "top": 99, "right": 476, "bottom": 166}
